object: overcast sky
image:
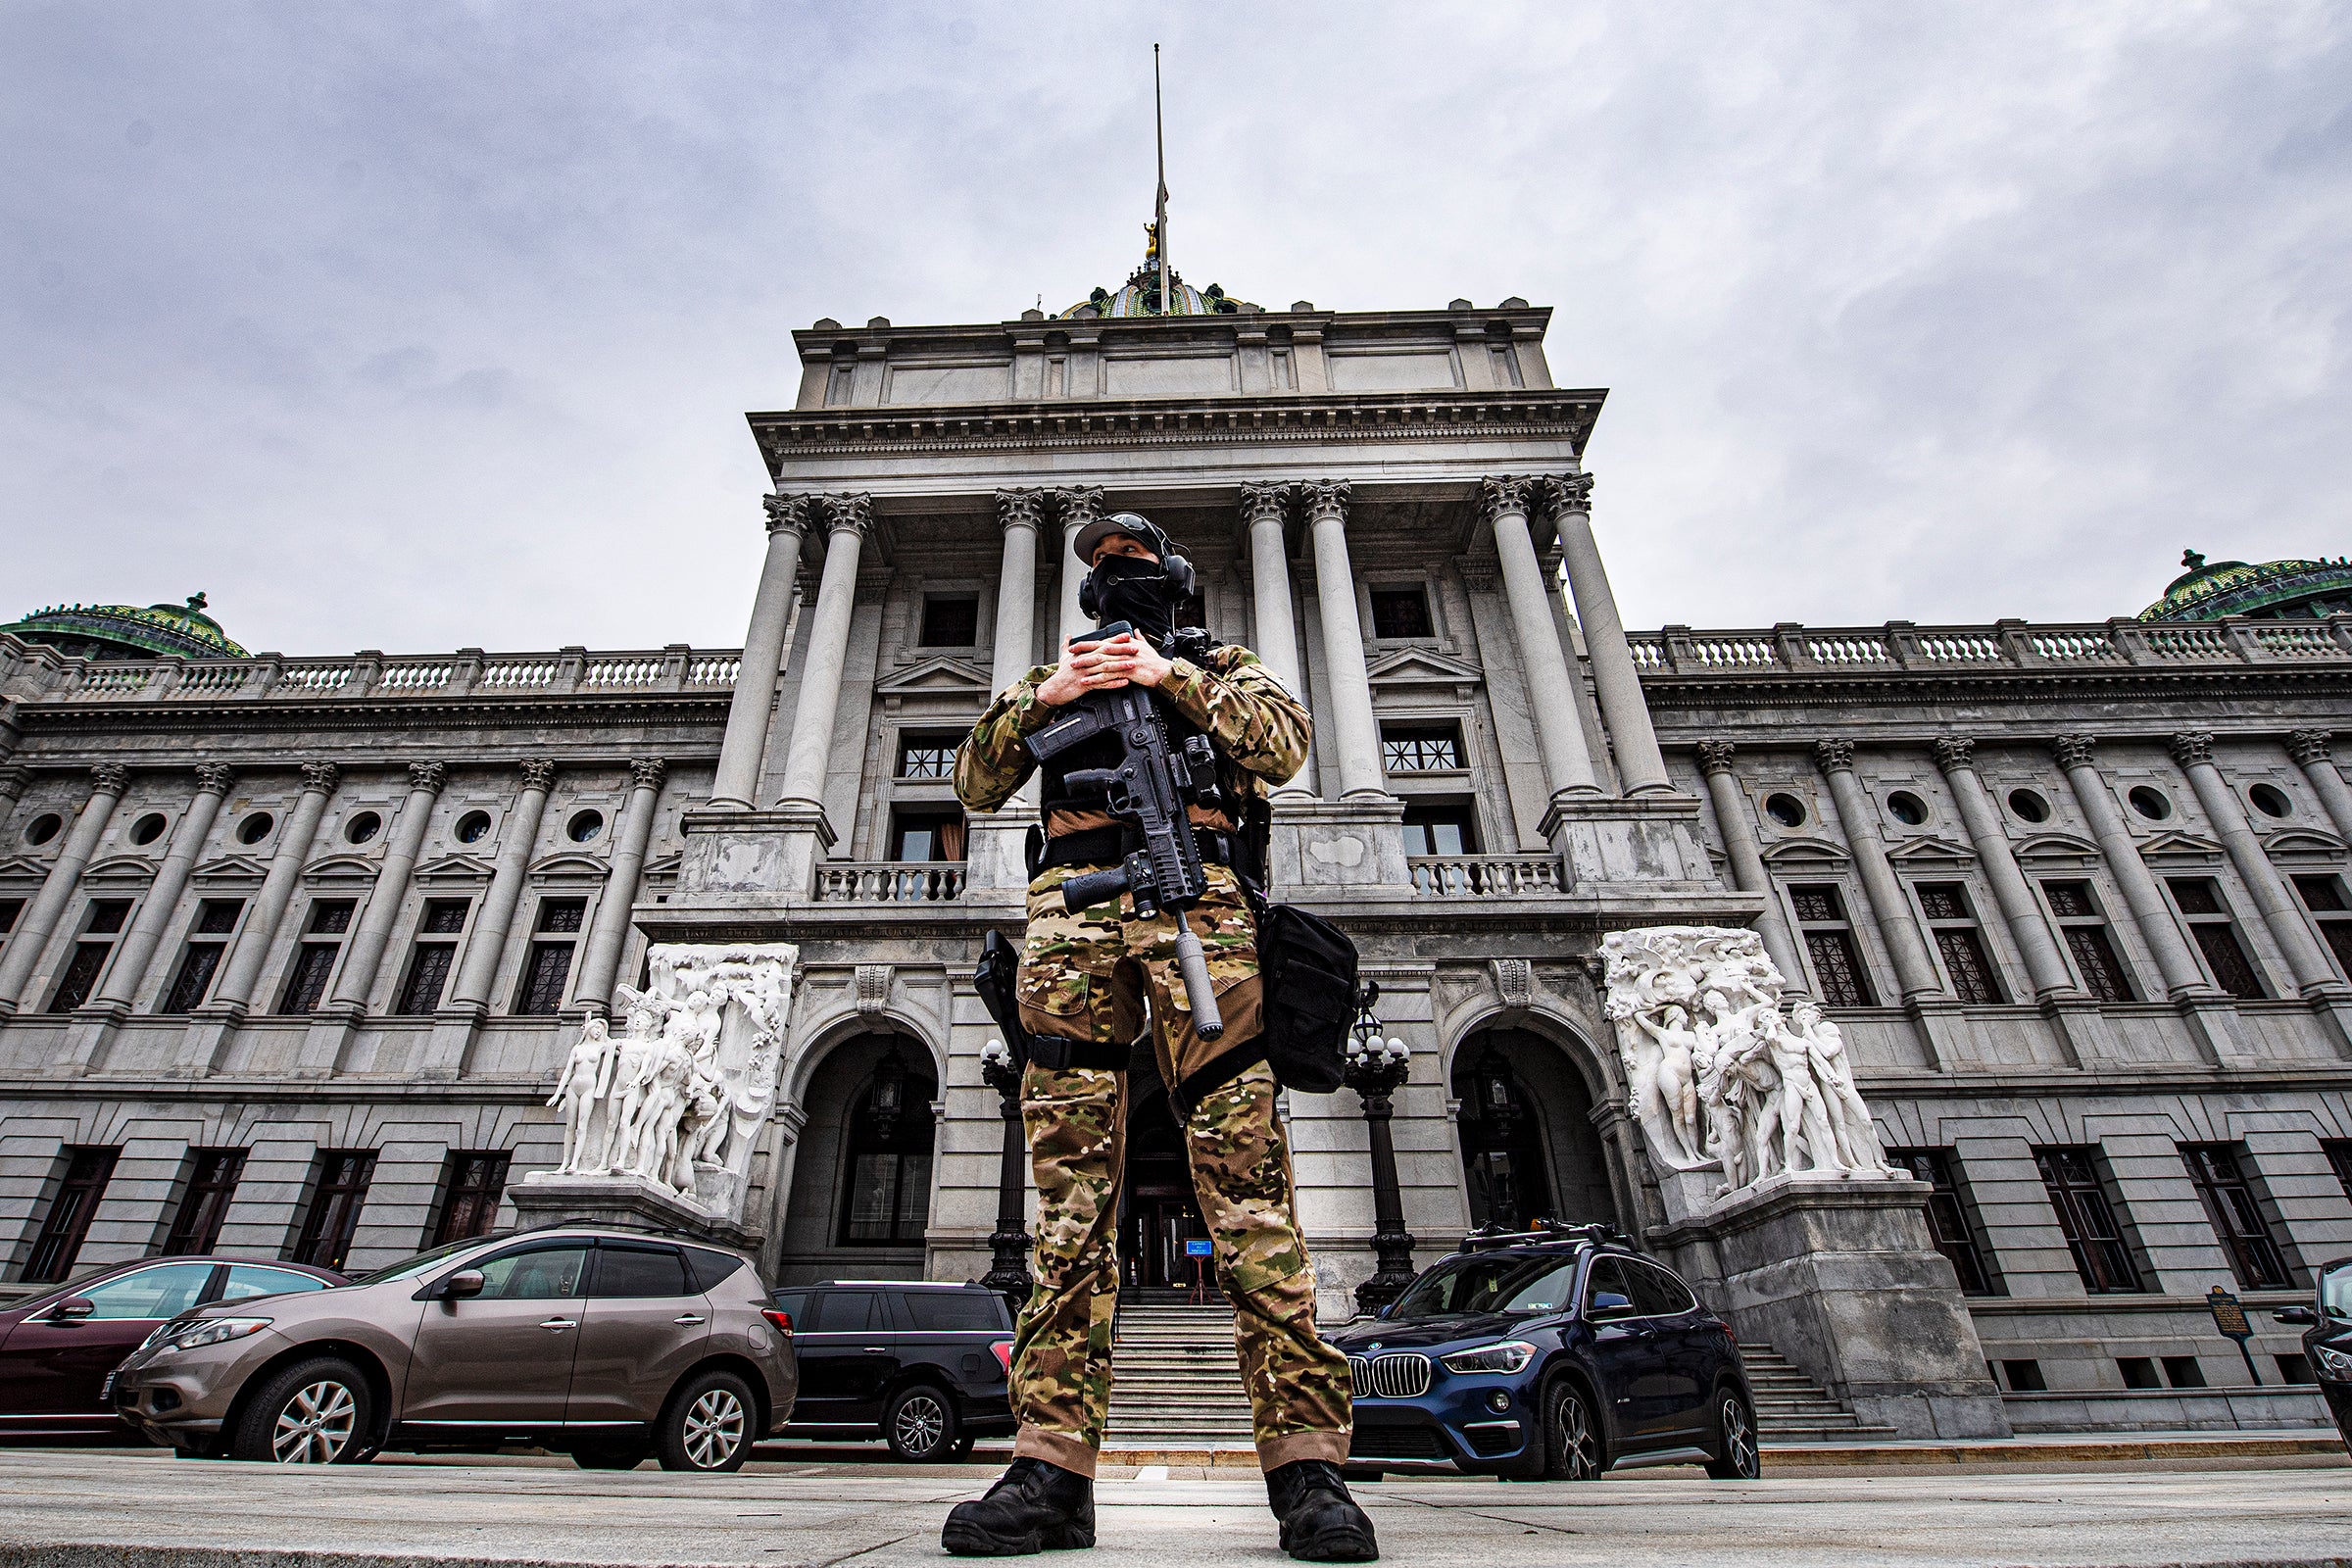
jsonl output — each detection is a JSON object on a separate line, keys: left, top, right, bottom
{"left": 5, "top": 2, "right": 2348, "bottom": 659}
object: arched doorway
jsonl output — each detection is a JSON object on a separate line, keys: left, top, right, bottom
{"left": 1118, "top": 1082, "right": 1208, "bottom": 1292}
{"left": 1452, "top": 1028, "right": 1621, "bottom": 1233}
{"left": 776, "top": 1031, "right": 938, "bottom": 1283}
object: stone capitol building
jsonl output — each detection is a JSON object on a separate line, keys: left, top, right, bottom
{"left": 5, "top": 241, "right": 2351, "bottom": 1443}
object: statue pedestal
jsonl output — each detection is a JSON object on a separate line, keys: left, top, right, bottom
{"left": 511, "top": 1171, "right": 765, "bottom": 1255}
{"left": 1657, "top": 1175, "right": 2010, "bottom": 1441}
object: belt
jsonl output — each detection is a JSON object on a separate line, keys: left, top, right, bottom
{"left": 1041, "top": 825, "right": 1232, "bottom": 870}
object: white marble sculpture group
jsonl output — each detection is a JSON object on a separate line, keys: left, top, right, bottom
{"left": 541, "top": 942, "right": 797, "bottom": 1220}
{"left": 1601, "top": 927, "right": 1894, "bottom": 1196}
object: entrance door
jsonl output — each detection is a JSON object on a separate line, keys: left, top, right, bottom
{"left": 1117, "top": 1089, "right": 1207, "bottom": 1291}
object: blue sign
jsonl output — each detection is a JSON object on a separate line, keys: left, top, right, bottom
{"left": 1184, "top": 1239, "right": 1213, "bottom": 1259}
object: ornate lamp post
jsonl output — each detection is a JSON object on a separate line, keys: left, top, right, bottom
{"left": 1343, "top": 983, "right": 1420, "bottom": 1316}
{"left": 977, "top": 1038, "right": 1035, "bottom": 1314}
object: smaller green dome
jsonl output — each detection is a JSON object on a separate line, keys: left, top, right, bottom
{"left": 2139, "top": 551, "right": 2352, "bottom": 621}
{"left": 1, "top": 593, "right": 250, "bottom": 661}
{"left": 1058, "top": 223, "right": 1257, "bottom": 319}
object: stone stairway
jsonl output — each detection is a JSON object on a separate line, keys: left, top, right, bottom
{"left": 1739, "top": 1344, "right": 1899, "bottom": 1444}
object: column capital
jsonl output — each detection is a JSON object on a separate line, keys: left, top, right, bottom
{"left": 819, "top": 493, "right": 872, "bottom": 538}
{"left": 630, "top": 757, "right": 668, "bottom": 792}
{"left": 995, "top": 487, "right": 1046, "bottom": 534}
{"left": 193, "top": 762, "right": 236, "bottom": 797}
{"left": 1931, "top": 737, "right": 1977, "bottom": 772}
{"left": 406, "top": 760, "right": 448, "bottom": 795}
{"left": 2053, "top": 733, "right": 2097, "bottom": 770}
{"left": 519, "top": 758, "right": 559, "bottom": 793}
{"left": 1694, "top": 739, "right": 1738, "bottom": 777}
{"left": 2289, "top": 728, "right": 2333, "bottom": 765}
{"left": 1299, "top": 478, "right": 1350, "bottom": 524}
{"left": 760, "top": 492, "right": 811, "bottom": 535}
{"left": 2169, "top": 730, "right": 2215, "bottom": 767}
{"left": 0, "top": 767, "right": 25, "bottom": 802}
{"left": 1813, "top": 738, "right": 1856, "bottom": 774}
{"left": 298, "top": 760, "right": 340, "bottom": 795}
{"left": 90, "top": 762, "right": 129, "bottom": 797}
{"left": 1054, "top": 485, "right": 1105, "bottom": 528}
{"left": 1542, "top": 471, "right": 1595, "bottom": 517}
{"left": 1478, "top": 475, "right": 1539, "bottom": 524}
{"left": 1238, "top": 481, "right": 1293, "bottom": 529}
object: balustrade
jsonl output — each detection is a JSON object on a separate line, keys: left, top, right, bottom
{"left": 1407, "top": 855, "right": 1563, "bottom": 897}
{"left": 1625, "top": 614, "right": 2352, "bottom": 677}
{"left": 813, "top": 860, "right": 967, "bottom": 903}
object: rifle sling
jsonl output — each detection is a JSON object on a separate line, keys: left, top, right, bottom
{"left": 1038, "top": 825, "right": 1233, "bottom": 871}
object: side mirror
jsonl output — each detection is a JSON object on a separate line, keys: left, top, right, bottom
{"left": 1589, "top": 1295, "right": 1638, "bottom": 1323}
{"left": 2273, "top": 1305, "right": 2319, "bottom": 1327}
{"left": 48, "top": 1298, "right": 95, "bottom": 1323}
{"left": 439, "top": 1269, "right": 486, "bottom": 1300}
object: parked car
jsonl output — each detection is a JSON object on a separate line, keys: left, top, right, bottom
{"left": 768, "top": 1280, "right": 1013, "bottom": 1461}
{"left": 2274, "top": 1254, "right": 2352, "bottom": 1450}
{"left": 109, "top": 1225, "right": 794, "bottom": 1471}
{"left": 1, "top": 1256, "right": 343, "bottom": 1441}
{"left": 1328, "top": 1226, "right": 1757, "bottom": 1481}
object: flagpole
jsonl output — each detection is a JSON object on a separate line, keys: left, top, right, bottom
{"left": 1154, "top": 43, "right": 1169, "bottom": 317}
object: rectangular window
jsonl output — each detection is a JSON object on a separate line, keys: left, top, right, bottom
{"left": 514, "top": 898, "right": 587, "bottom": 1016}
{"left": 47, "top": 898, "right": 133, "bottom": 1011}
{"left": 394, "top": 900, "right": 467, "bottom": 1014}
{"left": 2161, "top": 1355, "right": 2207, "bottom": 1389}
{"left": 2034, "top": 1145, "right": 2143, "bottom": 1293}
{"left": 1380, "top": 723, "right": 1465, "bottom": 773}
{"left": 2040, "top": 880, "right": 2137, "bottom": 1002}
{"left": 1368, "top": 585, "right": 1434, "bottom": 641}
{"left": 1788, "top": 884, "right": 1879, "bottom": 1007}
{"left": 1915, "top": 882, "right": 2008, "bottom": 1004}
{"left": 2180, "top": 1143, "right": 2295, "bottom": 1290}
{"left": 2169, "top": 877, "right": 2268, "bottom": 999}
{"left": 160, "top": 899, "right": 244, "bottom": 1013}
{"left": 1885, "top": 1148, "right": 2000, "bottom": 1296}
{"left": 22, "top": 1146, "right": 121, "bottom": 1283}
{"left": 889, "top": 808, "right": 967, "bottom": 863}
{"left": 918, "top": 594, "right": 979, "bottom": 648}
{"left": 841, "top": 1152, "right": 934, "bottom": 1245}
{"left": 278, "top": 899, "right": 355, "bottom": 1014}
{"left": 1999, "top": 1359, "right": 2046, "bottom": 1393}
{"left": 162, "top": 1149, "right": 247, "bottom": 1256}
{"left": 2118, "top": 1356, "right": 2161, "bottom": 1389}
{"left": 895, "top": 732, "right": 961, "bottom": 780}
{"left": 2292, "top": 875, "right": 2352, "bottom": 979}
{"left": 1400, "top": 801, "right": 1479, "bottom": 858}
{"left": 0, "top": 897, "right": 24, "bottom": 956}
{"left": 430, "top": 1151, "right": 512, "bottom": 1247}
{"left": 2325, "top": 1139, "right": 2352, "bottom": 1202}
{"left": 291, "top": 1151, "right": 376, "bottom": 1272}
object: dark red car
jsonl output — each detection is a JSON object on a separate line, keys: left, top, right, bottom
{"left": 1, "top": 1256, "right": 345, "bottom": 1440}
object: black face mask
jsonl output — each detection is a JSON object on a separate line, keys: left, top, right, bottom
{"left": 1088, "top": 554, "right": 1177, "bottom": 646}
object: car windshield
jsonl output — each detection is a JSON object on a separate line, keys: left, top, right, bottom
{"left": 349, "top": 1234, "right": 507, "bottom": 1286}
{"left": 1387, "top": 1254, "right": 1582, "bottom": 1320}
{"left": 2323, "top": 1260, "right": 2352, "bottom": 1320}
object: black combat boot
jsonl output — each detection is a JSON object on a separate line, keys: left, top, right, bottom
{"left": 942, "top": 1457, "right": 1097, "bottom": 1556}
{"left": 1265, "top": 1459, "right": 1378, "bottom": 1562}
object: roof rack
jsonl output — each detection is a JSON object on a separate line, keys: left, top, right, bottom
{"left": 529, "top": 1216, "right": 700, "bottom": 1241}
{"left": 1458, "top": 1219, "right": 1632, "bottom": 1253}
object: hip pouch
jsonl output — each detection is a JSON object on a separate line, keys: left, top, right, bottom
{"left": 1250, "top": 900, "right": 1359, "bottom": 1096}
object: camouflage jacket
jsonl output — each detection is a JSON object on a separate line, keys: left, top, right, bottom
{"left": 954, "top": 644, "right": 1310, "bottom": 818}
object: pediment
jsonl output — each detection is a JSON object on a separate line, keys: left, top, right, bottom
{"left": 1758, "top": 836, "right": 1852, "bottom": 864}
{"left": 2259, "top": 827, "right": 2348, "bottom": 859}
{"left": 2136, "top": 829, "right": 2226, "bottom": 863}
{"left": 82, "top": 854, "right": 161, "bottom": 881}
{"left": 1365, "top": 647, "right": 1484, "bottom": 691}
{"left": 529, "top": 852, "right": 612, "bottom": 880}
{"left": 192, "top": 853, "right": 272, "bottom": 881}
{"left": 415, "top": 852, "right": 498, "bottom": 882}
{"left": 0, "top": 856, "right": 54, "bottom": 881}
{"left": 303, "top": 854, "right": 381, "bottom": 883}
{"left": 641, "top": 853, "right": 683, "bottom": 883}
{"left": 1884, "top": 835, "right": 1977, "bottom": 867}
{"left": 2013, "top": 831, "right": 2103, "bottom": 863}
{"left": 875, "top": 657, "right": 995, "bottom": 699}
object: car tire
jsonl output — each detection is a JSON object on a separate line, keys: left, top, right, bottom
{"left": 573, "top": 1441, "right": 653, "bottom": 1470}
{"left": 228, "top": 1356, "right": 374, "bottom": 1465}
{"left": 1541, "top": 1380, "right": 1604, "bottom": 1481}
{"left": 656, "top": 1369, "right": 756, "bottom": 1473}
{"left": 884, "top": 1383, "right": 960, "bottom": 1463}
{"left": 1702, "top": 1389, "right": 1761, "bottom": 1480}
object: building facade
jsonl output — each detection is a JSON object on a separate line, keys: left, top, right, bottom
{"left": 5, "top": 261, "right": 2350, "bottom": 1435}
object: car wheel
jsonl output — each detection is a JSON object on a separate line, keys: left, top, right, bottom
{"left": 884, "top": 1383, "right": 959, "bottom": 1463}
{"left": 657, "top": 1369, "right": 756, "bottom": 1473}
{"left": 573, "top": 1441, "right": 653, "bottom": 1470}
{"left": 1542, "top": 1381, "right": 1603, "bottom": 1481}
{"left": 229, "top": 1357, "right": 373, "bottom": 1465}
{"left": 1702, "top": 1390, "right": 1761, "bottom": 1480}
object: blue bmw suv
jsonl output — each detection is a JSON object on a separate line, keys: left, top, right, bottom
{"left": 1328, "top": 1227, "right": 1758, "bottom": 1481}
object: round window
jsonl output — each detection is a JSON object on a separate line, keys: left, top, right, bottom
{"left": 1763, "top": 793, "right": 1806, "bottom": 828}
{"left": 454, "top": 810, "right": 491, "bottom": 844}
{"left": 2249, "top": 782, "right": 2292, "bottom": 819}
{"left": 2007, "top": 789, "right": 2051, "bottom": 823}
{"left": 344, "top": 810, "right": 383, "bottom": 845}
{"left": 127, "top": 811, "right": 169, "bottom": 846}
{"left": 566, "top": 809, "right": 605, "bottom": 844}
{"left": 24, "top": 812, "right": 64, "bottom": 847}
{"left": 1886, "top": 791, "right": 1927, "bottom": 826}
{"left": 2128, "top": 786, "right": 2173, "bottom": 821}
{"left": 236, "top": 811, "right": 274, "bottom": 845}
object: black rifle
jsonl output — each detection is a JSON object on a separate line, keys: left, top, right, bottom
{"left": 1024, "top": 620, "right": 1227, "bottom": 1041}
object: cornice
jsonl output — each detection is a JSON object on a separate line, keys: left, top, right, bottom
{"left": 12, "top": 692, "right": 733, "bottom": 742}
{"left": 1637, "top": 662, "right": 2352, "bottom": 711}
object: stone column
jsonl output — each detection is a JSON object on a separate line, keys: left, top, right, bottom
{"left": 1242, "top": 481, "right": 1317, "bottom": 798}
{"left": 1544, "top": 473, "right": 1672, "bottom": 795}
{"left": 0, "top": 764, "right": 130, "bottom": 1014}
{"left": 772, "top": 495, "right": 871, "bottom": 816}
{"left": 710, "top": 494, "right": 810, "bottom": 808}
{"left": 570, "top": 759, "right": 664, "bottom": 1014}
{"left": 1693, "top": 742, "right": 1808, "bottom": 992}
{"left": 991, "top": 490, "right": 1043, "bottom": 691}
{"left": 91, "top": 763, "right": 235, "bottom": 1010}
{"left": 2172, "top": 731, "right": 2341, "bottom": 998}
{"left": 1054, "top": 486, "right": 1103, "bottom": 649}
{"left": 2288, "top": 730, "right": 2352, "bottom": 844}
{"left": 443, "top": 759, "right": 556, "bottom": 1014}
{"left": 1482, "top": 478, "right": 1601, "bottom": 801}
{"left": 1932, "top": 738, "right": 2078, "bottom": 1000}
{"left": 1813, "top": 741, "right": 1943, "bottom": 1002}
{"left": 2053, "top": 736, "right": 2207, "bottom": 998}
{"left": 326, "top": 760, "right": 448, "bottom": 1013}
{"left": 1303, "top": 480, "right": 1388, "bottom": 801}
{"left": 203, "top": 761, "right": 337, "bottom": 1015}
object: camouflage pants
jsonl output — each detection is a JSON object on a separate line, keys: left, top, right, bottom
{"left": 1010, "top": 1057, "right": 1353, "bottom": 1478}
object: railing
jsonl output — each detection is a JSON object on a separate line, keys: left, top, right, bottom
{"left": 813, "top": 861, "right": 967, "bottom": 903}
{"left": 1, "top": 637, "right": 742, "bottom": 705}
{"left": 1408, "top": 855, "right": 1565, "bottom": 897}
{"left": 1630, "top": 616, "right": 2352, "bottom": 677}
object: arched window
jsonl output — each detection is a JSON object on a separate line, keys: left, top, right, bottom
{"left": 1453, "top": 1041, "right": 1555, "bottom": 1233}
{"left": 837, "top": 1044, "right": 937, "bottom": 1247}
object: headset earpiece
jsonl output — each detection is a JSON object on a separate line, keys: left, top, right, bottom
{"left": 1078, "top": 576, "right": 1099, "bottom": 619}
{"left": 1163, "top": 553, "right": 1196, "bottom": 596}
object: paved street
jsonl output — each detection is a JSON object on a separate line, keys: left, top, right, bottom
{"left": 0, "top": 1447, "right": 2349, "bottom": 1568}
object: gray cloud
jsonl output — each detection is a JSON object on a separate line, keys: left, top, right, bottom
{"left": 3, "top": 1, "right": 2347, "bottom": 656}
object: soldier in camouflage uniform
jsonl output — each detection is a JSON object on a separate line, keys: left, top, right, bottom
{"left": 943, "top": 514, "right": 1375, "bottom": 1562}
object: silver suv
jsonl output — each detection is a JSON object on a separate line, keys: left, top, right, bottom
{"left": 109, "top": 1225, "right": 795, "bottom": 1471}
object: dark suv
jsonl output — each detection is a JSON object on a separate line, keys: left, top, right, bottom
{"left": 2274, "top": 1254, "right": 2351, "bottom": 1450}
{"left": 1327, "top": 1228, "right": 1756, "bottom": 1481}
{"left": 769, "top": 1281, "right": 1013, "bottom": 1461}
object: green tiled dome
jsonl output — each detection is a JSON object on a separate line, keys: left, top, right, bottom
{"left": 2139, "top": 551, "right": 2352, "bottom": 622}
{"left": 1, "top": 593, "right": 249, "bottom": 661}
{"left": 1059, "top": 226, "right": 1256, "bottom": 318}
